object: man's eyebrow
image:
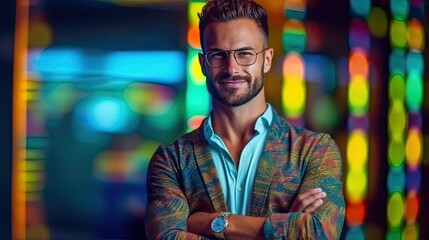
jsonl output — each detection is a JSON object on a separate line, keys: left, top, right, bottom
{"left": 206, "top": 47, "right": 255, "bottom": 52}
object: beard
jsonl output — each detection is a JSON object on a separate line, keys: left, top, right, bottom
{"left": 206, "top": 66, "right": 265, "bottom": 107}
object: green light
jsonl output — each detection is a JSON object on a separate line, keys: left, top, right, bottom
{"left": 386, "top": 229, "right": 402, "bottom": 240}
{"left": 388, "top": 100, "right": 406, "bottom": 140}
{"left": 390, "top": 19, "right": 408, "bottom": 48}
{"left": 282, "top": 21, "right": 306, "bottom": 53}
{"left": 388, "top": 139, "right": 405, "bottom": 167}
{"left": 368, "top": 7, "right": 388, "bottom": 38}
{"left": 387, "top": 192, "right": 404, "bottom": 228}
{"left": 405, "top": 71, "right": 423, "bottom": 112}
{"left": 308, "top": 96, "right": 340, "bottom": 132}
{"left": 351, "top": 0, "right": 370, "bottom": 18}
{"left": 389, "top": 74, "right": 405, "bottom": 101}
{"left": 389, "top": 49, "right": 406, "bottom": 75}
{"left": 285, "top": 9, "right": 306, "bottom": 20}
{"left": 406, "top": 51, "right": 424, "bottom": 74}
{"left": 390, "top": 0, "right": 409, "bottom": 20}
{"left": 387, "top": 167, "right": 406, "bottom": 193}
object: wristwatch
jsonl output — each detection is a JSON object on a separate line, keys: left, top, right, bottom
{"left": 211, "top": 212, "right": 231, "bottom": 239}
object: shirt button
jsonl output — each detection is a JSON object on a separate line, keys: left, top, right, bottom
{"left": 237, "top": 186, "right": 242, "bottom": 192}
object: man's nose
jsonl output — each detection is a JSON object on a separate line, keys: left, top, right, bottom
{"left": 224, "top": 52, "right": 240, "bottom": 73}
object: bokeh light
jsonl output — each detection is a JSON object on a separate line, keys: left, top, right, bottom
{"left": 368, "top": 7, "right": 388, "bottom": 37}
{"left": 282, "top": 53, "right": 305, "bottom": 118}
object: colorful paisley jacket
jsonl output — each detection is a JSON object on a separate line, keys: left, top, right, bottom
{"left": 145, "top": 110, "right": 345, "bottom": 239}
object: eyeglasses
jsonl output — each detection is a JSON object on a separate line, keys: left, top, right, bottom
{"left": 204, "top": 48, "right": 267, "bottom": 68}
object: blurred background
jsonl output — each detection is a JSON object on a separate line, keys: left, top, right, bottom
{"left": 0, "top": 0, "right": 428, "bottom": 239}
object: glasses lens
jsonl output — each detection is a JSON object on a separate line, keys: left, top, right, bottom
{"left": 234, "top": 50, "right": 257, "bottom": 66}
{"left": 207, "top": 51, "right": 228, "bottom": 67}
{"left": 205, "top": 49, "right": 259, "bottom": 67}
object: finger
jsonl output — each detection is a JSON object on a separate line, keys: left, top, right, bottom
{"left": 303, "top": 199, "right": 324, "bottom": 213}
{"left": 290, "top": 189, "right": 326, "bottom": 212}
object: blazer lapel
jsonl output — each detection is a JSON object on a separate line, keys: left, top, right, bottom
{"left": 192, "top": 127, "right": 227, "bottom": 212}
{"left": 250, "top": 111, "right": 289, "bottom": 216}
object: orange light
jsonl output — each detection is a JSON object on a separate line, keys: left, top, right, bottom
{"left": 405, "top": 190, "right": 419, "bottom": 224}
{"left": 349, "top": 50, "right": 369, "bottom": 77}
{"left": 188, "top": 25, "right": 201, "bottom": 50}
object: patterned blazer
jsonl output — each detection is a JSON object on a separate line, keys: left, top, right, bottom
{"left": 145, "top": 110, "right": 345, "bottom": 239}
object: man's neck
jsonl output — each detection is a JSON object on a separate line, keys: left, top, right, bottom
{"left": 210, "top": 98, "right": 267, "bottom": 143}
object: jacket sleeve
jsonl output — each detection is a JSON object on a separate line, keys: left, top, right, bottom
{"left": 263, "top": 134, "right": 345, "bottom": 239}
{"left": 144, "top": 145, "right": 210, "bottom": 240}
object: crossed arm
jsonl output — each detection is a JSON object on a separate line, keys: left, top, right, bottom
{"left": 187, "top": 188, "right": 328, "bottom": 239}
{"left": 145, "top": 134, "right": 345, "bottom": 239}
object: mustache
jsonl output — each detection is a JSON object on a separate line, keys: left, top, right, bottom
{"left": 217, "top": 74, "right": 252, "bottom": 82}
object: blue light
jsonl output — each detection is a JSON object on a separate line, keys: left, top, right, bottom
{"left": 29, "top": 48, "right": 84, "bottom": 79}
{"left": 106, "top": 51, "right": 185, "bottom": 84}
{"left": 28, "top": 48, "right": 185, "bottom": 84}
{"left": 74, "top": 96, "right": 138, "bottom": 133}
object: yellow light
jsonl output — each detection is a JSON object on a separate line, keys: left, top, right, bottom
{"left": 189, "top": 2, "right": 205, "bottom": 26}
{"left": 403, "top": 224, "right": 419, "bottom": 240}
{"left": 346, "top": 169, "right": 367, "bottom": 203}
{"left": 189, "top": 53, "right": 205, "bottom": 86}
{"left": 25, "top": 172, "right": 44, "bottom": 182}
{"left": 282, "top": 76, "right": 305, "bottom": 117}
{"left": 348, "top": 75, "right": 369, "bottom": 113}
{"left": 387, "top": 192, "right": 404, "bottom": 228}
{"left": 406, "top": 128, "right": 422, "bottom": 169}
{"left": 282, "top": 53, "right": 305, "bottom": 118}
{"left": 347, "top": 130, "right": 368, "bottom": 170}
{"left": 25, "top": 161, "right": 44, "bottom": 171}
{"left": 407, "top": 18, "right": 425, "bottom": 51}
{"left": 28, "top": 20, "right": 52, "bottom": 47}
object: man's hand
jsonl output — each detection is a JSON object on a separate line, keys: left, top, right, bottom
{"left": 289, "top": 188, "right": 327, "bottom": 213}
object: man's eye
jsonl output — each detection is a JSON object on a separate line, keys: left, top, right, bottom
{"left": 209, "top": 52, "right": 227, "bottom": 59}
{"left": 236, "top": 51, "right": 254, "bottom": 57}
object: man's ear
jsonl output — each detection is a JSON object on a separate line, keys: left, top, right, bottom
{"left": 263, "top": 48, "right": 274, "bottom": 73}
{"left": 198, "top": 53, "right": 206, "bottom": 76}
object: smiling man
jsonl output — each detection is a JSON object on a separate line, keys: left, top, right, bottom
{"left": 144, "top": 1, "right": 345, "bottom": 239}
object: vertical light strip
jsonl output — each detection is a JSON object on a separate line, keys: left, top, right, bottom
{"left": 346, "top": 0, "right": 371, "bottom": 238}
{"left": 403, "top": 0, "right": 424, "bottom": 238}
{"left": 12, "top": 0, "right": 29, "bottom": 239}
{"left": 186, "top": 0, "right": 209, "bottom": 131}
{"left": 386, "top": 0, "right": 408, "bottom": 238}
{"left": 282, "top": 0, "right": 307, "bottom": 126}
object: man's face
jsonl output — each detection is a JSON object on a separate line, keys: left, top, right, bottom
{"left": 199, "top": 18, "right": 273, "bottom": 107}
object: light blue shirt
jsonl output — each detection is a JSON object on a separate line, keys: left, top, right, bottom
{"left": 203, "top": 105, "right": 273, "bottom": 215}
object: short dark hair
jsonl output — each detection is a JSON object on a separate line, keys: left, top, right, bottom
{"left": 198, "top": 0, "right": 269, "bottom": 50}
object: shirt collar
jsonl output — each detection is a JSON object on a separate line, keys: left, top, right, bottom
{"left": 203, "top": 104, "right": 273, "bottom": 140}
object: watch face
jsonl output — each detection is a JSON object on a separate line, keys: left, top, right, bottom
{"left": 211, "top": 217, "right": 226, "bottom": 233}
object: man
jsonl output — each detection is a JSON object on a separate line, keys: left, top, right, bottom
{"left": 145, "top": 0, "right": 345, "bottom": 239}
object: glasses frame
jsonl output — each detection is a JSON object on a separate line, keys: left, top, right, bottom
{"left": 204, "top": 48, "right": 268, "bottom": 68}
